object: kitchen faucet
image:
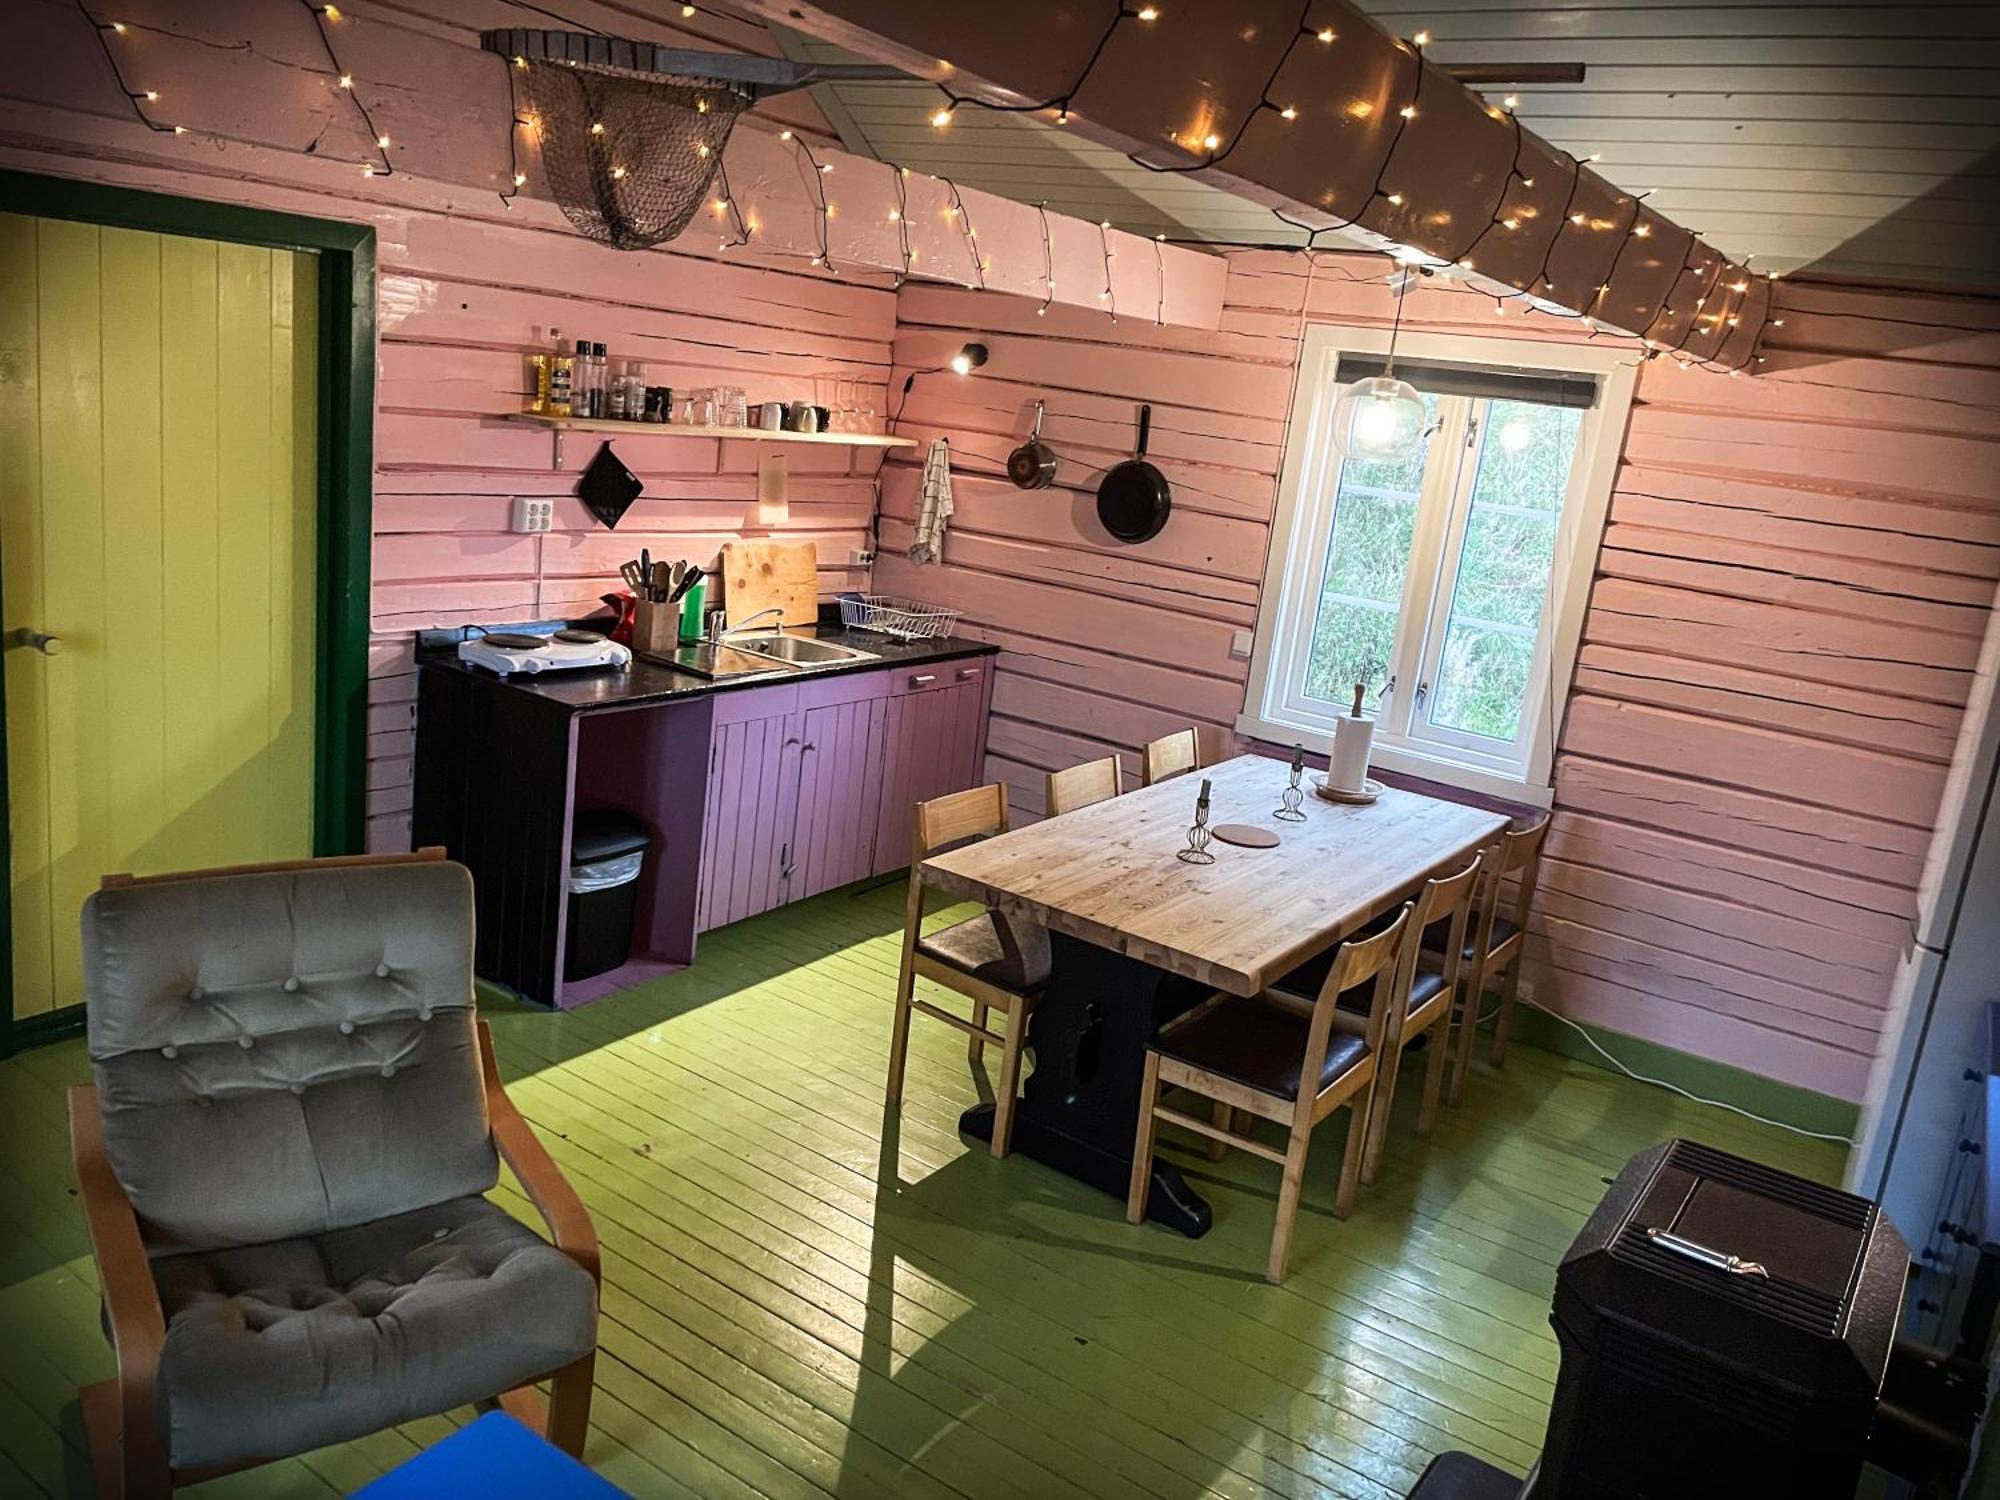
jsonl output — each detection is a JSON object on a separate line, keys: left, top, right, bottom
{"left": 707, "top": 605, "right": 785, "bottom": 644}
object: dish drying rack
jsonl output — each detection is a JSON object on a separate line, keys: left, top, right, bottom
{"left": 838, "top": 594, "right": 962, "bottom": 641}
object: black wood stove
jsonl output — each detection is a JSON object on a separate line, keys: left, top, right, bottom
{"left": 1410, "top": 1138, "right": 1986, "bottom": 1499}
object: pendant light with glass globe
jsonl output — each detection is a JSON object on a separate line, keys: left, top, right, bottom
{"left": 1332, "top": 270, "right": 1429, "bottom": 461}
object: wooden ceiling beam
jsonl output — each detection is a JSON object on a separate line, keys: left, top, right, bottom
{"left": 729, "top": 0, "right": 1772, "bottom": 369}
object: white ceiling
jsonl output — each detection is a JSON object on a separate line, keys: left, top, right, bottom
{"left": 779, "top": 1, "right": 2000, "bottom": 287}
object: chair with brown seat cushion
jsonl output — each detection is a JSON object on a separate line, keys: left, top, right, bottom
{"left": 1271, "top": 856, "right": 1481, "bottom": 1185}
{"left": 67, "top": 849, "right": 599, "bottom": 1499}
{"left": 1045, "top": 755, "right": 1123, "bottom": 816}
{"left": 1127, "top": 905, "right": 1413, "bottom": 1283}
{"left": 1448, "top": 814, "right": 1551, "bottom": 1104}
{"left": 887, "top": 783, "right": 1049, "bottom": 1159}
{"left": 1141, "top": 728, "right": 1200, "bottom": 787}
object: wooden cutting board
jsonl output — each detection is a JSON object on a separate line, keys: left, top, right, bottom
{"left": 719, "top": 539, "right": 818, "bottom": 628}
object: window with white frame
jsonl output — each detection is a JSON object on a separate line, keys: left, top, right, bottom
{"left": 1240, "top": 326, "right": 1637, "bottom": 805}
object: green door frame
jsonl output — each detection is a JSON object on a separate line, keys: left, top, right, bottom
{"left": 0, "top": 169, "right": 375, "bottom": 1054}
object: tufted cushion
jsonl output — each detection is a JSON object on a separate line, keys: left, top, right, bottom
{"left": 150, "top": 1196, "right": 596, "bottom": 1471}
{"left": 82, "top": 860, "right": 496, "bottom": 1254}
{"left": 917, "top": 908, "right": 1051, "bottom": 991}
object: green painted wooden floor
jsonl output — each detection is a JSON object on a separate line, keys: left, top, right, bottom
{"left": 0, "top": 879, "right": 1844, "bottom": 1499}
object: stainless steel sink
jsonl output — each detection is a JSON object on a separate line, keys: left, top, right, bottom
{"left": 726, "top": 634, "right": 878, "bottom": 666}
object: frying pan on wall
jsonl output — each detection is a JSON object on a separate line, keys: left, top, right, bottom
{"left": 1096, "top": 403, "right": 1171, "bottom": 542}
{"left": 1007, "top": 399, "right": 1057, "bottom": 489}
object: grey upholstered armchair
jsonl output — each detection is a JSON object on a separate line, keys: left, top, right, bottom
{"left": 67, "top": 848, "right": 599, "bottom": 1497}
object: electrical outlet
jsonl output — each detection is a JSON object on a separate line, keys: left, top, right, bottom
{"left": 852, "top": 548, "right": 875, "bottom": 566}
{"left": 1229, "top": 628, "right": 1253, "bottom": 659}
{"left": 510, "top": 497, "right": 554, "bottom": 533}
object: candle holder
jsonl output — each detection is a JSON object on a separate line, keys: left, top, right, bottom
{"left": 1178, "top": 779, "right": 1216, "bottom": 865}
{"left": 1274, "top": 744, "right": 1307, "bottom": 822}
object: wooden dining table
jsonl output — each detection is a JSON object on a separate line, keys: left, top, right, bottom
{"left": 923, "top": 753, "right": 1509, "bottom": 1235}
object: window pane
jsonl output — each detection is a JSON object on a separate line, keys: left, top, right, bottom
{"left": 1427, "top": 399, "right": 1580, "bottom": 741}
{"left": 1303, "top": 396, "right": 1438, "bottom": 707}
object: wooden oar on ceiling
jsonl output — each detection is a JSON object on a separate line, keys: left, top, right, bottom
{"left": 732, "top": 0, "right": 1771, "bottom": 372}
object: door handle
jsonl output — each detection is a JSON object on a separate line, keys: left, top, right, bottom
{"left": 5, "top": 629, "right": 62, "bottom": 656}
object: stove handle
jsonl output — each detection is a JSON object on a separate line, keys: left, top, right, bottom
{"left": 1646, "top": 1226, "right": 1769, "bottom": 1278}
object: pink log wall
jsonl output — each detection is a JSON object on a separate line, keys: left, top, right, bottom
{"left": 879, "top": 251, "right": 2000, "bottom": 1103}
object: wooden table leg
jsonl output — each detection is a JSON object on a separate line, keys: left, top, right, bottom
{"left": 959, "top": 933, "right": 1214, "bottom": 1236}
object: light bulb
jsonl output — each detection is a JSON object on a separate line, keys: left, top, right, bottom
{"left": 322, "top": 4, "right": 340, "bottom": 17}
{"left": 1412, "top": 29, "right": 1431, "bottom": 46}
{"left": 610, "top": 165, "right": 627, "bottom": 179}
{"left": 1316, "top": 27, "right": 1334, "bottom": 43}
{"left": 1502, "top": 217, "right": 1519, "bottom": 231}
{"left": 513, "top": 172, "right": 527, "bottom": 187}
{"left": 1137, "top": 4, "right": 1159, "bottom": 18}
{"left": 377, "top": 134, "right": 391, "bottom": 149}
{"left": 1569, "top": 212, "right": 1586, "bottom": 225}
{"left": 143, "top": 89, "right": 159, "bottom": 101}
{"left": 337, "top": 75, "right": 352, "bottom": 90}
{"left": 682, "top": 3, "right": 696, "bottom": 13}
{"left": 779, "top": 130, "right": 792, "bottom": 141}
{"left": 887, "top": 208, "right": 900, "bottom": 222}
{"left": 1503, "top": 94, "right": 1519, "bottom": 109}
{"left": 1352, "top": 398, "right": 1402, "bottom": 450}
{"left": 1279, "top": 105, "right": 1297, "bottom": 121}
{"left": 1399, "top": 105, "right": 1417, "bottom": 119}
{"left": 1386, "top": 193, "right": 1404, "bottom": 206}
{"left": 1201, "top": 133, "right": 1221, "bottom": 151}
{"left": 1632, "top": 224, "right": 1651, "bottom": 238}
{"left": 111, "top": 21, "right": 127, "bottom": 34}
{"left": 930, "top": 107, "right": 954, "bottom": 128}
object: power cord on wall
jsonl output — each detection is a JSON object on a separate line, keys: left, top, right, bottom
{"left": 1518, "top": 992, "right": 1855, "bottom": 1145}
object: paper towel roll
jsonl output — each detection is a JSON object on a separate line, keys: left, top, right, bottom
{"left": 1328, "top": 714, "right": 1375, "bottom": 793}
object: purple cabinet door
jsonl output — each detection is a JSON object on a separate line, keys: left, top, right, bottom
{"left": 697, "top": 687, "right": 802, "bottom": 932}
{"left": 872, "top": 665, "right": 993, "bottom": 876}
{"left": 792, "top": 695, "right": 890, "bottom": 899}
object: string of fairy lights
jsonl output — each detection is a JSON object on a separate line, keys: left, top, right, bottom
{"left": 74, "top": 0, "right": 1772, "bottom": 370}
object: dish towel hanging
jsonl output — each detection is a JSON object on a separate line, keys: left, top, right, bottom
{"left": 909, "top": 438, "right": 954, "bottom": 564}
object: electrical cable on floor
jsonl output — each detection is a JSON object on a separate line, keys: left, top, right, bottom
{"left": 1520, "top": 995, "right": 1854, "bottom": 1145}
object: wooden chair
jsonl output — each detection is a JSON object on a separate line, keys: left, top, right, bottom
{"left": 887, "top": 783, "right": 1049, "bottom": 1158}
{"left": 1045, "top": 755, "right": 1122, "bottom": 816}
{"left": 1128, "top": 905, "right": 1413, "bottom": 1283}
{"left": 1273, "top": 857, "right": 1482, "bottom": 1186}
{"left": 1141, "top": 728, "right": 1200, "bottom": 787}
{"left": 1448, "top": 814, "right": 1552, "bottom": 1105}
{"left": 70, "top": 849, "right": 599, "bottom": 1498}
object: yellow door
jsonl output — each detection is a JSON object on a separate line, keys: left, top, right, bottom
{"left": 0, "top": 215, "right": 318, "bottom": 1023}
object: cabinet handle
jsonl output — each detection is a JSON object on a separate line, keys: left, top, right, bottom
{"left": 956, "top": 666, "right": 978, "bottom": 681}
{"left": 908, "top": 673, "right": 937, "bottom": 687}
{"left": 780, "top": 841, "right": 795, "bottom": 880}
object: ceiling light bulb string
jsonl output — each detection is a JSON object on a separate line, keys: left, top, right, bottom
{"left": 498, "top": 52, "right": 528, "bottom": 206}
{"left": 1036, "top": 201, "right": 1056, "bottom": 315}
{"left": 925, "top": 0, "right": 1143, "bottom": 130}
{"left": 1677, "top": 256, "right": 1750, "bottom": 367}
{"left": 1120, "top": 0, "right": 1317, "bottom": 176}
{"left": 712, "top": 155, "right": 751, "bottom": 249}
{"left": 785, "top": 131, "right": 836, "bottom": 273}
{"left": 891, "top": 166, "right": 913, "bottom": 285}
{"left": 74, "top": 2, "right": 177, "bottom": 133}
{"left": 941, "top": 176, "right": 986, "bottom": 290}
{"left": 294, "top": 0, "right": 393, "bottom": 176}
{"left": 1097, "top": 219, "right": 1118, "bottom": 323}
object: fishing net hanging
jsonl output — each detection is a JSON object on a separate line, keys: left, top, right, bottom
{"left": 517, "top": 59, "right": 749, "bottom": 251}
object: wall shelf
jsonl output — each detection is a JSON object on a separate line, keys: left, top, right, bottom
{"left": 502, "top": 412, "right": 915, "bottom": 470}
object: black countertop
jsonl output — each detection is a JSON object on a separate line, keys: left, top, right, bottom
{"left": 418, "top": 624, "right": 997, "bottom": 715}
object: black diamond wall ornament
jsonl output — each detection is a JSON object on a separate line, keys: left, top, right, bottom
{"left": 577, "top": 441, "right": 643, "bottom": 529}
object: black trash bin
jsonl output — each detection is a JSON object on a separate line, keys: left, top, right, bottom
{"left": 564, "top": 810, "right": 651, "bottom": 982}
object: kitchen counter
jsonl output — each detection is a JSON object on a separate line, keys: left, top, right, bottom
{"left": 413, "top": 620, "right": 998, "bottom": 1008}
{"left": 416, "top": 624, "right": 996, "bottom": 715}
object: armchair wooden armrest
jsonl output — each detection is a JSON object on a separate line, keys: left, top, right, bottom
{"left": 477, "top": 1021, "right": 600, "bottom": 1285}
{"left": 69, "top": 1084, "right": 173, "bottom": 1493}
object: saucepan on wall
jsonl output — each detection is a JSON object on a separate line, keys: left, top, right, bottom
{"left": 1096, "top": 403, "right": 1171, "bottom": 543}
{"left": 1007, "top": 399, "right": 1057, "bottom": 489}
